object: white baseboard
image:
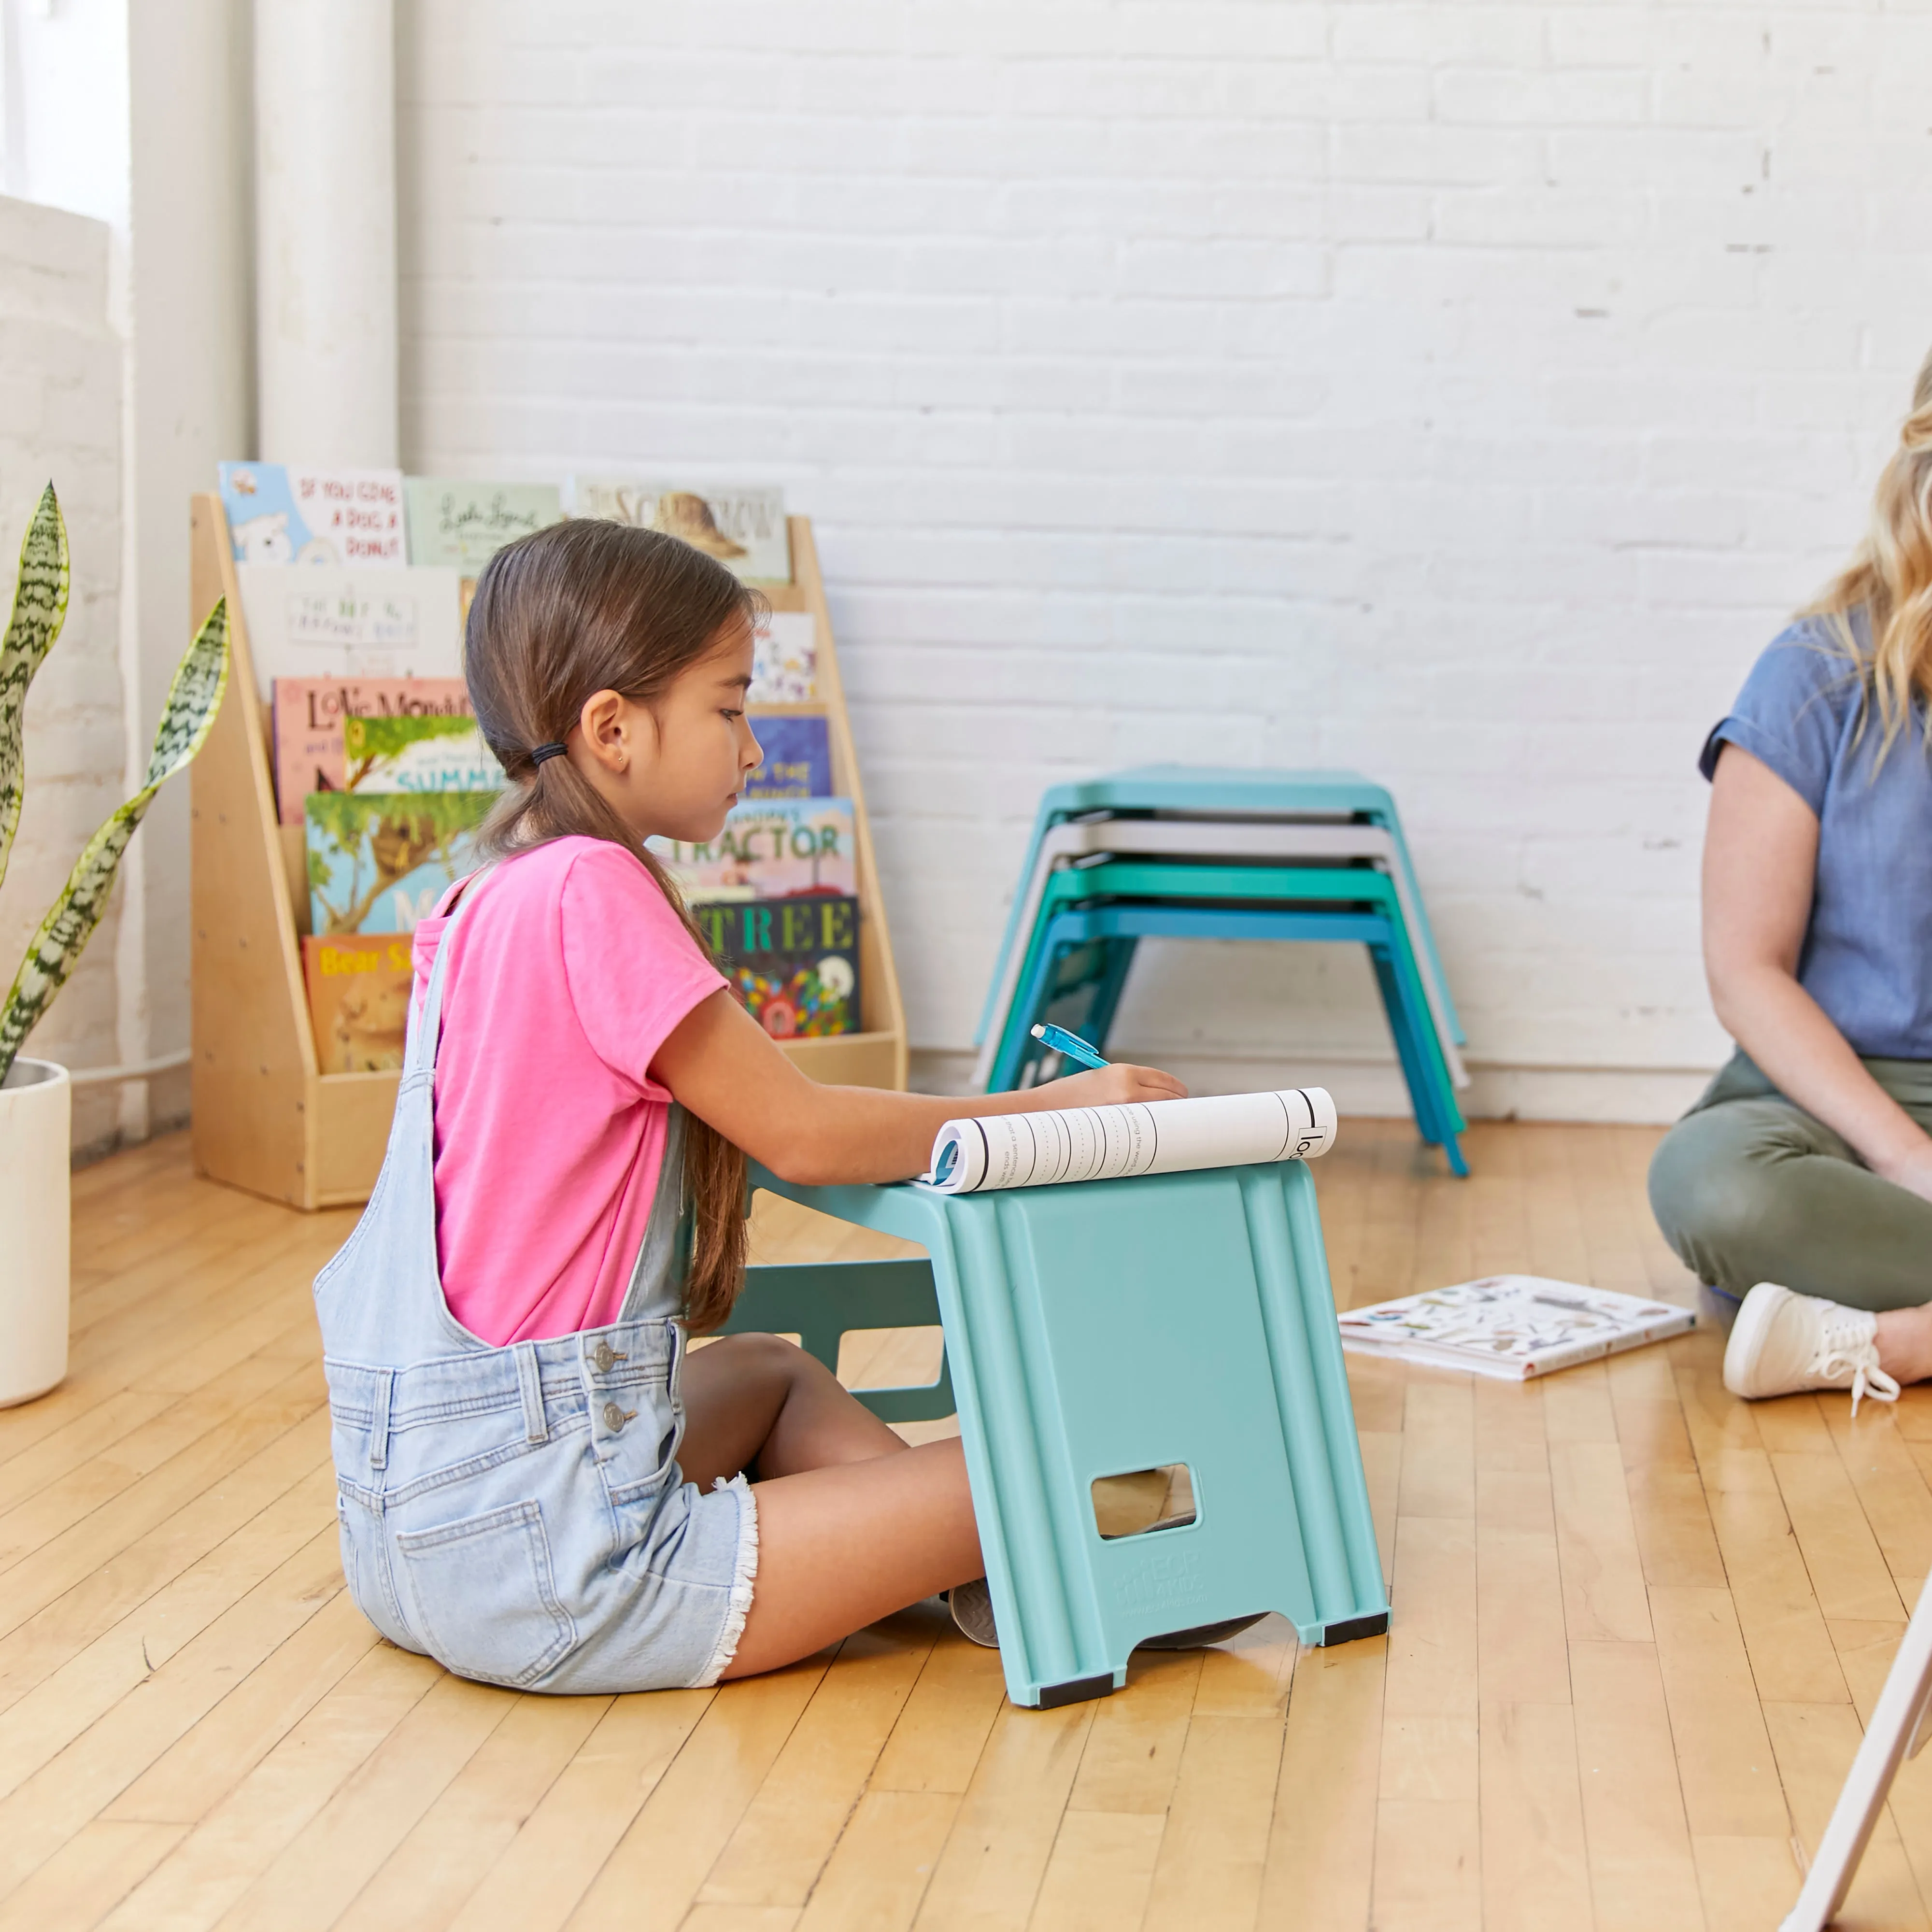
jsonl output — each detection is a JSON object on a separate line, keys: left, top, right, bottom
{"left": 909, "top": 1049, "right": 1717, "bottom": 1126}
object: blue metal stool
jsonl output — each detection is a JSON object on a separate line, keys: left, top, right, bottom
{"left": 731, "top": 1155, "right": 1391, "bottom": 1709}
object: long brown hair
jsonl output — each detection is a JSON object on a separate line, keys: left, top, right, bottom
{"left": 1804, "top": 346, "right": 1932, "bottom": 764}
{"left": 464, "top": 519, "right": 765, "bottom": 1333}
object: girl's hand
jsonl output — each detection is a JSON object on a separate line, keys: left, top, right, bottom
{"left": 1040, "top": 1063, "right": 1189, "bottom": 1109}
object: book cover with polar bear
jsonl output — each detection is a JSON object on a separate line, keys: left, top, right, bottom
{"left": 219, "top": 461, "right": 406, "bottom": 566}
{"left": 302, "top": 934, "right": 415, "bottom": 1072}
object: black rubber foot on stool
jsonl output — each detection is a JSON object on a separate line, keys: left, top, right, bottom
{"left": 1321, "top": 1612, "right": 1390, "bottom": 1646}
{"left": 1035, "top": 1673, "right": 1116, "bottom": 1709}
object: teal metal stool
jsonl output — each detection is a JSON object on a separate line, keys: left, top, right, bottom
{"left": 985, "top": 859, "right": 1468, "bottom": 1174}
{"left": 728, "top": 1157, "right": 1391, "bottom": 1709}
{"left": 979, "top": 764, "right": 1464, "bottom": 1052}
{"left": 1006, "top": 900, "right": 1468, "bottom": 1176}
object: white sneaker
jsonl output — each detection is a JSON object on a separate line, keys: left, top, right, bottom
{"left": 1723, "top": 1281, "right": 1902, "bottom": 1415}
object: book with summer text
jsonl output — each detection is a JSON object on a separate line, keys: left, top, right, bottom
{"left": 341, "top": 714, "right": 505, "bottom": 795}
{"left": 271, "top": 678, "right": 473, "bottom": 824}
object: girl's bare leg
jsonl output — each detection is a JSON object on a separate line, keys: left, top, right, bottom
{"left": 675, "top": 1333, "right": 982, "bottom": 1678}
{"left": 723, "top": 1439, "right": 981, "bottom": 1677}
{"left": 677, "top": 1332, "right": 907, "bottom": 1485}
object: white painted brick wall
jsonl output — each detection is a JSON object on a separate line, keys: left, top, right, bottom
{"left": 0, "top": 195, "right": 125, "bottom": 1151}
{"left": 396, "top": 2, "right": 1932, "bottom": 1119}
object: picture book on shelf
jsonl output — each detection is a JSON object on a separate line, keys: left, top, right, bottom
{"left": 694, "top": 895, "right": 861, "bottom": 1039}
{"left": 744, "top": 715, "right": 831, "bottom": 798}
{"left": 563, "top": 479, "right": 791, "bottom": 583}
{"left": 218, "top": 461, "right": 405, "bottom": 565}
{"left": 749, "top": 611, "right": 816, "bottom": 704}
{"left": 305, "top": 791, "right": 495, "bottom": 936}
{"left": 1338, "top": 1276, "right": 1695, "bottom": 1381}
{"left": 239, "top": 565, "right": 463, "bottom": 685}
{"left": 303, "top": 934, "right": 414, "bottom": 1073}
{"left": 341, "top": 714, "right": 504, "bottom": 795}
{"left": 403, "top": 479, "right": 564, "bottom": 573}
{"left": 272, "top": 678, "right": 473, "bottom": 824}
{"left": 649, "top": 797, "right": 856, "bottom": 901}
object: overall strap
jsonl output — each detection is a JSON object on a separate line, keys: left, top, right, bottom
{"left": 403, "top": 866, "right": 497, "bottom": 1080}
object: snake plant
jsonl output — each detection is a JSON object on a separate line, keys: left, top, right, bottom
{"left": 0, "top": 483, "right": 231, "bottom": 1086}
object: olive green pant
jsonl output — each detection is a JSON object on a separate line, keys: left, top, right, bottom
{"left": 1648, "top": 1050, "right": 1932, "bottom": 1312}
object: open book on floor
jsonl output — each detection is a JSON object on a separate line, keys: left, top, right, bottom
{"left": 1339, "top": 1275, "right": 1694, "bottom": 1381}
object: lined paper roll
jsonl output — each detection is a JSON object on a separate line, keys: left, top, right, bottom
{"left": 926, "top": 1087, "right": 1336, "bottom": 1195}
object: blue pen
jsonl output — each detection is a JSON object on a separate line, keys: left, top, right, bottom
{"left": 1030, "top": 1022, "right": 1110, "bottom": 1070}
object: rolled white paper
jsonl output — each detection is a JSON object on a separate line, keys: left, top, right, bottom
{"left": 926, "top": 1087, "right": 1337, "bottom": 1195}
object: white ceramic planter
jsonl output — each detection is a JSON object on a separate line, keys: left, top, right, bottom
{"left": 0, "top": 1058, "right": 71, "bottom": 1406}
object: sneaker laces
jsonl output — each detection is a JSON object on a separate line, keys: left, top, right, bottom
{"left": 1814, "top": 1311, "right": 1902, "bottom": 1416}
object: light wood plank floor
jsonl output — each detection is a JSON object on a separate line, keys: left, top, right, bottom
{"left": 5, "top": 1122, "right": 1931, "bottom": 1930}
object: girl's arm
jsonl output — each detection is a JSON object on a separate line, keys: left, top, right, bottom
{"left": 652, "top": 987, "right": 1189, "bottom": 1186}
{"left": 1704, "top": 742, "right": 1932, "bottom": 1200}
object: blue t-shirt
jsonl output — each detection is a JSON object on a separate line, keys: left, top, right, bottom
{"left": 1702, "top": 611, "right": 1932, "bottom": 1060}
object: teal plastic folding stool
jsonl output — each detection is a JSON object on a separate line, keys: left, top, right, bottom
{"left": 731, "top": 1156, "right": 1391, "bottom": 1709}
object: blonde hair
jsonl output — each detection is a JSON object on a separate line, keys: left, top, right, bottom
{"left": 1804, "top": 347, "right": 1932, "bottom": 763}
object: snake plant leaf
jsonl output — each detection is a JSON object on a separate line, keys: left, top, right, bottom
{"left": 0, "top": 483, "right": 71, "bottom": 896}
{"left": 0, "top": 597, "right": 228, "bottom": 1085}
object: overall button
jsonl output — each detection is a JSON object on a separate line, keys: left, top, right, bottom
{"left": 591, "top": 1340, "right": 626, "bottom": 1376}
{"left": 601, "top": 1401, "right": 636, "bottom": 1432}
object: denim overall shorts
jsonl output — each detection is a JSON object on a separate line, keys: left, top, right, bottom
{"left": 313, "top": 871, "right": 758, "bottom": 1692}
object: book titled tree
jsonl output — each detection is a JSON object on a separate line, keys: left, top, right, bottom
{"left": 305, "top": 791, "right": 495, "bottom": 936}
{"left": 695, "top": 895, "right": 861, "bottom": 1039}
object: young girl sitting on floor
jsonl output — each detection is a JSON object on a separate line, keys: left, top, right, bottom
{"left": 314, "top": 520, "right": 1185, "bottom": 1691}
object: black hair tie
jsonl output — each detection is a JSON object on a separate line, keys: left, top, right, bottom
{"left": 529, "top": 742, "right": 568, "bottom": 767}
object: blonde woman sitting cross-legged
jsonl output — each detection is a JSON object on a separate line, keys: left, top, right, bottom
{"left": 1648, "top": 350, "right": 1932, "bottom": 1412}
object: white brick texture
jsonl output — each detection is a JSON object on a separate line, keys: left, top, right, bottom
{"left": 0, "top": 194, "right": 125, "bottom": 1151}
{"left": 396, "top": 3, "right": 1932, "bottom": 1118}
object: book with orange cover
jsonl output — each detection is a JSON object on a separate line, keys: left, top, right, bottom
{"left": 302, "top": 934, "right": 415, "bottom": 1073}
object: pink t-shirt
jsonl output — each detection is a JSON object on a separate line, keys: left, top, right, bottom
{"left": 411, "top": 837, "right": 726, "bottom": 1345}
